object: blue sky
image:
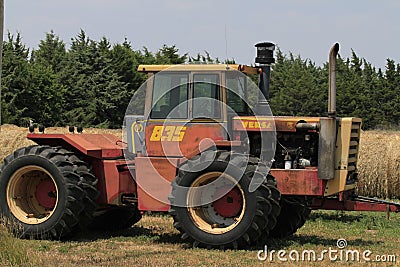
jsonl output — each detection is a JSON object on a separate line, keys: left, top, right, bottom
{"left": 5, "top": 0, "right": 400, "bottom": 69}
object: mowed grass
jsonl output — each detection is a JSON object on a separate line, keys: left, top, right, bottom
{"left": 7, "top": 211, "right": 398, "bottom": 267}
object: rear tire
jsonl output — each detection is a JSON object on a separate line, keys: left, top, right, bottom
{"left": 0, "top": 145, "right": 99, "bottom": 239}
{"left": 53, "top": 147, "right": 99, "bottom": 226}
{"left": 90, "top": 207, "right": 142, "bottom": 231}
{"left": 169, "top": 150, "right": 280, "bottom": 249}
{"left": 268, "top": 196, "right": 310, "bottom": 238}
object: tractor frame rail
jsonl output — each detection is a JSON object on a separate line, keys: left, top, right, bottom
{"left": 311, "top": 192, "right": 400, "bottom": 216}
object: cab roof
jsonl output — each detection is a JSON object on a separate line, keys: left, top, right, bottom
{"left": 137, "top": 64, "right": 259, "bottom": 75}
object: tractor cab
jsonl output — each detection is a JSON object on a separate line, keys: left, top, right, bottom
{"left": 126, "top": 64, "right": 261, "bottom": 158}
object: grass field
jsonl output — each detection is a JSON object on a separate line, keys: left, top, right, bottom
{"left": 1, "top": 211, "right": 398, "bottom": 267}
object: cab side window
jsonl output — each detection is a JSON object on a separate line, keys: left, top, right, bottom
{"left": 226, "top": 72, "right": 251, "bottom": 115}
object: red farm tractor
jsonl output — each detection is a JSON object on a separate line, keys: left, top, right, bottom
{"left": 1, "top": 42, "right": 399, "bottom": 249}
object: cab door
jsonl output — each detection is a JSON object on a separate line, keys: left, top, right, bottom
{"left": 144, "top": 71, "right": 189, "bottom": 157}
{"left": 187, "top": 72, "right": 228, "bottom": 149}
{"left": 144, "top": 71, "right": 227, "bottom": 158}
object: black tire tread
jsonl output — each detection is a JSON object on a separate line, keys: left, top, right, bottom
{"left": 0, "top": 145, "right": 99, "bottom": 239}
{"left": 54, "top": 147, "right": 99, "bottom": 226}
{"left": 169, "top": 150, "right": 281, "bottom": 249}
{"left": 268, "top": 196, "right": 311, "bottom": 238}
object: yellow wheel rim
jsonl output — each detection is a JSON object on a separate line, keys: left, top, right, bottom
{"left": 187, "top": 171, "right": 246, "bottom": 234}
{"left": 6, "top": 165, "right": 59, "bottom": 225}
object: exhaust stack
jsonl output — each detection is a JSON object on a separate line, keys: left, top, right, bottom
{"left": 254, "top": 42, "right": 275, "bottom": 115}
{"left": 328, "top": 43, "right": 339, "bottom": 117}
{"left": 318, "top": 43, "right": 340, "bottom": 180}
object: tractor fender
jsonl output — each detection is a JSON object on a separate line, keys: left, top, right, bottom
{"left": 27, "top": 133, "right": 123, "bottom": 159}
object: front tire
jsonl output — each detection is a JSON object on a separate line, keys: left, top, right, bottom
{"left": 0, "top": 145, "right": 99, "bottom": 239}
{"left": 169, "top": 150, "right": 280, "bottom": 249}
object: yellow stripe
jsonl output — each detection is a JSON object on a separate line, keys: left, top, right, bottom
{"left": 137, "top": 64, "right": 258, "bottom": 74}
{"left": 131, "top": 122, "right": 136, "bottom": 153}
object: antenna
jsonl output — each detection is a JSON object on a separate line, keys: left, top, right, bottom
{"left": 224, "top": 24, "right": 228, "bottom": 65}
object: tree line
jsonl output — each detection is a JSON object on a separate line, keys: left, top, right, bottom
{"left": 2, "top": 30, "right": 400, "bottom": 130}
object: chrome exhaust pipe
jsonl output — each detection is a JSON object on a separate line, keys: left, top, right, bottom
{"left": 328, "top": 43, "right": 339, "bottom": 118}
{"left": 318, "top": 43, "right": 340, "bottom": 180}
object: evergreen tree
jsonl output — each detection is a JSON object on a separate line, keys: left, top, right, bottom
{"left": 336, "top": 51, "right": 363, "bottom": 118}
{"left": 24, "top": 63, "right": 64, "bottom": 126}
{"left": 93, "top": 37, "right": 128, "bottom": 128}
{"left": 356, "top": 59, "right": 381, "bottom": 128}
{"left": 29, "top": 31, "right": 68, "bottom": 126}
{"left": 1, "top": 32, "right": 30, "bottom": 125}
{"left": 269, "top": 50, "right": 325, "bottom": 117}
{"left": 381, "top": 59, "right": 400, "bottom": 127}
{"left": 61, "top": 31, "right": 128, "bottom": 128}
{"left": 110, "top": 39, "right": 147, "bottom": 97}
{"left": 155, "top": 44, "right": 187, "bottom": 64}
{"left": 31, "top": 31, "right": 67, "bottom": 73}
{"left": 60, "top": 30, "right": 94, "bottom": 126}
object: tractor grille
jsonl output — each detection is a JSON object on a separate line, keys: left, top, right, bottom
{"left": 347, "top": 121, "right": 361, "bottom": 180}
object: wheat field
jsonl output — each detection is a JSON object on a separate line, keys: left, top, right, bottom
{"left": 0, "top": 125, "right": 398, "bottom": 199}
{"left": 357, "top": 131, "right": 400, "bottom": 198}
